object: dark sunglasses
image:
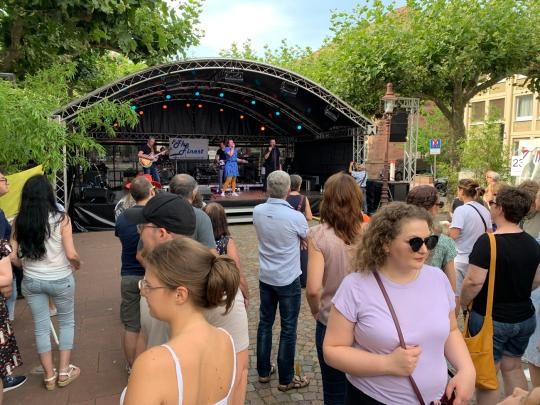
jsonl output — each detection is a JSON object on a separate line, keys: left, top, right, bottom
{"left": 407, "top": 235, "right": 439, "bottom": 252}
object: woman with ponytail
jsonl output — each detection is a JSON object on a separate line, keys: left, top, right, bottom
{"left": 122, "top": 236, "right": 240, "bottom": 405}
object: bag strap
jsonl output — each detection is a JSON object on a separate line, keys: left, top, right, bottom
{"left": 373, "top": 271, "right": 426, "bottom": 405}
{"left": 484, "top": 233, "right": 497, "bottom": 318}
{"left": 467, "top": 203, "right": 488, "bottom": 232}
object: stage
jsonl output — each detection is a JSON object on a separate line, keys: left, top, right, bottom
{"left": 71, "top": 190, "right": 324, "bottom": 232}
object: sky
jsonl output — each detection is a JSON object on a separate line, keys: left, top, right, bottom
{"left": 187, "top": 0, "right": 400, "bottom": 58}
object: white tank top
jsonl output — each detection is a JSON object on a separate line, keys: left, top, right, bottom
{"left": 22, "top": 214, "right": 72, "bottom": 280}
{"left": 120, "top": 328, "right": 236, "bottom": 405}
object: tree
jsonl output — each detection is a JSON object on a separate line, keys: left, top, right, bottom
{"left": 0, "top": 0, "right": 203, "bottom": 77}
{"left": 296, "top": 0, "right": 540, "bottom": 169}
{"left": 0, "top": 63, "right": 138, "bottom": 173}
{"left": 459, "top": 115, "right": 511, "bottom": 181}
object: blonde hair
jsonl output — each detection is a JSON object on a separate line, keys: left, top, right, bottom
{"left": 145, "top": 237, "right": 240, "bottom": 313}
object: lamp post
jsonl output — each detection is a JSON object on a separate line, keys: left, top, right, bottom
{"left": 380, "top": 83, "right": 397, "bottom": 206}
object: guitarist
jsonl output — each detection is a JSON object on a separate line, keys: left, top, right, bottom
{"left": 138, "top": 137, "right": 161, "bottom": 183}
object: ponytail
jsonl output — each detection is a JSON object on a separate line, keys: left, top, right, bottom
{"left": 206, "top": 255, "right": 240, "bottom": 313}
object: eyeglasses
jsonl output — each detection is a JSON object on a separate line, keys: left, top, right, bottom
{"left": 138, "top": 279, "right": 167, "bottom": 292}
{"left": 136, "top": 223, "right": 159, "bottom": 233}
{"left": 407, "top": 235, "right": 439, "bottom": 252}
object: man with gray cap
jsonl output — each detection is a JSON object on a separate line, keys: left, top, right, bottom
{"left": 126, "top": 192, "right": 249, "bottom": 401}
{"left": 168, "top": 174, "right": 215, "bottom": 249}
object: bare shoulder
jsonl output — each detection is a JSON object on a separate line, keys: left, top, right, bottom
{"left": 132, "top": 345, "right": 172, "bottom": 375}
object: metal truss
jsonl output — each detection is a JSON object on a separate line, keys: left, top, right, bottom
{"left": 350, "top": 127, "right": 368, "bottom": 164}
{"left": 50, "top": 115, "right": 69, "bottom": 209}
{"left": 54, "top": 58, "right": 372, "bottom": 134}
{"left": 393, "top": 97, "right": 420, "bottom": 183}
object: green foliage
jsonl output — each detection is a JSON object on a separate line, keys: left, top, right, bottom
{"left": 459, "top": 115, "right": 511, "bottom": 181}
{"left": 0, "top": 0, "right": 203, "bottom": 77}
{"left": 0, "top": 63, "right": 139, "bottom": 173}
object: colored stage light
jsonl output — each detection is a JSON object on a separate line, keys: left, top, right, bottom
{"left": 260, "top": 126, "right": 266, "bottom": 132}
{"left": 240, "top": 114, "right": 245, "bottom": 120}
{"left": 251, "top": 100, "right": 256, "bottom": 105}
{"left": 165, "top": 94, "right": 171, "bottom": 100}
{"left": 195, "top": 91, "right": 200, "bottom": 96}
{"left": 275, "top": 111, "right": 281, "bottom": 116}
{"left": 198, "top": 104, "right": 203, "bottom": 109}
{"left": 162, "top": 104, "right": 168, "bottom": 110}
{"left": 296, "top": 124, "right": 302, "bottom": 131}
{"left": 186, "top": 103, "right": 191, "bottom": 108}
{"left": 130, "top": 105, "right": 137, "bottom": 111}
{"left": 219, "top": 92, "right": 225, "bottom": 98}
{"left": 219, "top": 108, "right": 224, "bottom": 112}
{"left": 139, "top": 110, "right": 144, "bottom": 116}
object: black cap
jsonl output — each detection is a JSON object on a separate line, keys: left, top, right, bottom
{"left": 124, "top": 192, "right": 196, "bottom": 236}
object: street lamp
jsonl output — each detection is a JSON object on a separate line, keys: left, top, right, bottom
{"left": 380, "top": 83, "right": 397, "bottom": 206}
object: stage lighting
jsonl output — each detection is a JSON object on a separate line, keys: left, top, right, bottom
{"left": 165, "top": 94, "right": 171, "bottom": 100}
{"left": 324, "top": 105, "right": 339, "bottom": 122}
{"left": 296, "top": 124, "right": 302, "bottom": 131}
{"left": 219, "top": 92, "right": 225, "bottom": 98}
{"left": 224, "top": 70, "right": 244, "bottom": 83}
{"left": 260, "top": 126, "right": 266, "bottom": 132}
{"left": 186, "top": 103, "right": 191, "bottom": 108}
{"left": 240, "top": 114, "right": 245, "bottom": 120}
{"left": 162, "top": 104, "right": 168, "bottom": 110}
{"left": 280, "top": 82, "right": 298, "bottom": 96}
{"left": 195, "top": 91, "right": 200, "bottom": 96}
{"left": 219, "top": 108, "right": 224, "bottom": 112}
{"left": 275, "top": 111, "right": 281, "bottom": 117}
{"left": 139, "top": 110, "right": 144, "bottom": 116}
{"left": 251, "top": 100, "right": 256, "bottom": 105}
{"left": 130, "top": 105, "right": 137, "bottom": 111}
{"left": 198, "top": 104, "right": 203, "bottom": 109}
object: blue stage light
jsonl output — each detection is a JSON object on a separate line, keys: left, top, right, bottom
{"left": 275, "top": 111, "right": 281, "bottom": 116}
{"left": 219, "top": 92, "right": 225, "bottom": 98}
{"left": 195, "top": 91, "right": 200, "bottom": 96}
{"left": 130, "top": 105, "right": 137, "bottom": 111}
{"left": 251, "top": 100, "right": 256, "bottom": 105}
{"left": 165, "top": 94, "right": 171, "bottom": 100}
{"left": 296, "top": 124, "right": 302, "bottom": 131}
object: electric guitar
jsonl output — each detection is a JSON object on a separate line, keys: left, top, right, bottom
{"left": 138, "top": 148, "right": 168, "bottom": 168}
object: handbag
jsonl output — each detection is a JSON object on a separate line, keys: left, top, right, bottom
{"left": 463, "top": 232, "right": 499, "bottom": 390}
{"left": 373, "top": 271, "right": 455, "bottom": 405}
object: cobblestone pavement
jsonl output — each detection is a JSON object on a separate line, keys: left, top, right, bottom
{"left": 5, "top": 224, "right": 323, "bottom": 404}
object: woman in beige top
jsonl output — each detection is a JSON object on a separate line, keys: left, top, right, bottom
{"left": 306, "top": 172, "right": 365, "bottom": 404}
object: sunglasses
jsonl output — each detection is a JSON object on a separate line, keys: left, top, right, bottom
{"left": 407, "top": 235, "right": 439, "bottom": 252}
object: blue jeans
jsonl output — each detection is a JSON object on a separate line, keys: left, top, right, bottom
{"left": 316, "top": 321, "right": 347, "bottom": 404}
{"left": 257, "top": 277, "right": 301, "bottom": 385}
{"left": 5, "top": 276, "right": 16, "bottom": 321}
{"left": 218, "top": 167, "right": 224, "bottom": 192}
{"left": 22, "top": 274, "right": 76, "bottom": 353}
{"left": 469, "top": 310, "right": 536, "bottom": 362}
{"left": 143, "top": 164, "right": 160, "bottom": 183}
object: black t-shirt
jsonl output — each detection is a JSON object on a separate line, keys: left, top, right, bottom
{"left": 115, "top": 207, "right": 145, "bottom": 277}
{"left": 469, "top": 232, "right": 540, "bottom": 322}
{"left": 264, "top": 147, "right": 280, "bottom": 171}
{"left": 139, "top": 144, "right": 152, "bottom": 155}
{"left": 217, "top": 149, "right": 227, "bottom": 162}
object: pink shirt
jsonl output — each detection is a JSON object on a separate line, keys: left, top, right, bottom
{"left": 309, "top": 223, "right": 354, "bottom": 325}
{"left": 332, "top": 265, "right": 455, "bottom": 404}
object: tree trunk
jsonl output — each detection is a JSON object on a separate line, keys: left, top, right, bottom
{"left": 447, "top": 106, "right": 466, "bottom": 170}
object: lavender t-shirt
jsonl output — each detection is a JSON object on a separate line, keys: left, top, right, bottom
{"left": 332, "top": 265, "right": 455, "bottom": 404}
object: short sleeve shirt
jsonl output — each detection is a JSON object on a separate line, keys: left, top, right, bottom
{"left": 350, "top": 170, "right": 368, "bottom": 188}
{"left": 332, "top": 267, "right": 455, "bottom": 404}
{"left": 427, "top": 234, "right": 457, "bottom": 270}
{"left": 194, "top": 208, "right": 217, "bottom": 249}
{"left": 450, "top": 202, "right": 492, "bottom": 262}
{"left": 469, "top": 232, "right": 540, "bottom": 322}
{"left": 115, "top": 208, "right": 145, "bottom": 277}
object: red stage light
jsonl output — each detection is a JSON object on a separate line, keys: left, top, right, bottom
{"left": 139, "top": 111, "right": 144, "bottom": 115}
{"left": 198, "top": 104, "right": 203, "bottom": 108}
{"left": 186, "top": 103, "right": 191, "bottom": 108}
{"left": 219, "top": 108, "right": 224, "bottom": 112}
{"left": 162, "top": 104, "right": 168, "bottom": 110}
{"left": 260, "top": 126, "right": 266, "bottom": 131}
{"left": 240, "top": 115, "right": 245, "bottom": 120}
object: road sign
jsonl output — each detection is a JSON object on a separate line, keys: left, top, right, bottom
{"left": 429, "top": 138, "right": 441, "bottom": 155}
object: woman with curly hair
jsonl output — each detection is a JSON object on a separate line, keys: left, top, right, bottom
{"left": 306, "top": 172, "right": 364, "bottom": 404}
{"left": 324, "top": 202, "right": 475, "bottom": 404}
{"left": 11, "top": 175, "right": 81, "bottom": 390}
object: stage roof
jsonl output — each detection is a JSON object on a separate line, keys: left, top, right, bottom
{"left": 55, "top": 58, "right": 373, "bottom": 145}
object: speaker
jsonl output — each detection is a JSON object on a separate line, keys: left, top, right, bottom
{"left": 389, "top": 110, "right": 408, "bottom": 142}
{"left": 365, "top": 181, "right": 410, "bottom": 213}
{"left": 80, "top": 188, "right": 115, "bottom": 203}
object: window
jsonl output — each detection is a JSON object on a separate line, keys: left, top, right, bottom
{"left": 470, "top": 101, "right": 485, "bottom": 122}
{"left": 516, "top": 94, "right": 533, "bottom": 120}
{"left": 489, "top": 98, "right": 505, "bottom": 120}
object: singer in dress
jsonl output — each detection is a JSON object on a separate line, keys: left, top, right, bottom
{"left": 221, "top": 139, "right": 247, "bottom": 197}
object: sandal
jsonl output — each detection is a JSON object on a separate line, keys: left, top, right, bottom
{"left": 57, "top": 364, "right": 80, "bottom": 388}
{"left": 277, "top": 375, "right": 310, "bottom": 392}
{"left": 258, "top": 363, "right": 276, "bottom": 383}
{"left": 44, "top": 369, "right": 58, "bottom": 391}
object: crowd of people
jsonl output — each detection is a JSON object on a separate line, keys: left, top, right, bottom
{"left": 0, "top": 165, "right": 540, "bottom": 405}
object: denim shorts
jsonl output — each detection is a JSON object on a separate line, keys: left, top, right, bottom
{"left": 468, "top": 310, "right": 536, "bottom": 362}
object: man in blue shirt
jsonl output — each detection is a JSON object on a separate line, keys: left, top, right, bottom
{"left": 253, "top": 170, "right": 310, "bottom": 392}
{"left": 115, "top": 176, "right": 155, "bottom": 369}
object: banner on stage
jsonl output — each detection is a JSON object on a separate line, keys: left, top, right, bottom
{"left": 169, "top": 138, "right": 209, "bottom": 160}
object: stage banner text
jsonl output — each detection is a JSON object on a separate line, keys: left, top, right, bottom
{"left": 169, "top": 138, "right": 209, "bottom": 160}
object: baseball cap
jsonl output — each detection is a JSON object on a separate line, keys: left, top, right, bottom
{"left": 124, "top": 192, "right": 196, "bottom": 236}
